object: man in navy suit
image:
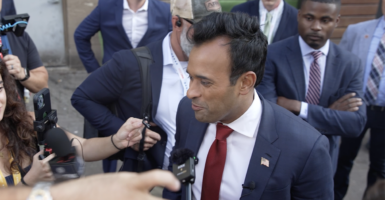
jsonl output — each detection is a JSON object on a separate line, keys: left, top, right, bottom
{"left": 334, "top": 1, "right": 385, "bottom": 198}
{"left": 257, "top": 0, "right": 366, "bottom": 172}
{"left": 231, "top": 0, "right": 298, "bottom": 44}
{"left": 71, "top": 0, "right": 221, "bottom": 173}
{"left": 74, "top": 0, "right": 172, "bottom": 73}
{"left": 74, "top": 0, "right": 172, "bottom": 172}
{"left": 163, "top": 12, "right": 333, "bottom": 200}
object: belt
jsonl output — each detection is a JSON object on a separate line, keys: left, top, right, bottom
{"left": 367, "top": 105, "right": 385, "bottom": 112}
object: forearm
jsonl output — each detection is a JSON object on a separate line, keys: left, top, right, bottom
{"left": 20, "top": 67, "right": 49, "bottom": 93}
{"left": 81, "top": 135, "right": 122, "bottom": 161}
{"left": 0, "top": 187, "right": 32, "bottom": 200}
{"left": 307, "top": 104, "right": 366, "bottom": 137}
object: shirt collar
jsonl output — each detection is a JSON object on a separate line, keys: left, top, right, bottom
{"left": 123, "top": 0, "right": 149, "bottom": 11}
{"left": 259, "top": 0, "right": 284, "bottom": 17}
{"left": 298, "top": 35, "right": 330, "bottom": 57}
{"left": 162, "top": 32, "right": 173, "bottom": 66}
{"left": 221, "top": 90, "right": 262, "bottom": 138}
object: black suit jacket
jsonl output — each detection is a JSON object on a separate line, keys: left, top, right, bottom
{"left": 231, "top": 0, "right": 298, "bottom": 43}
{"left": 71, "top": 40, "right": 168, "bottom": 171}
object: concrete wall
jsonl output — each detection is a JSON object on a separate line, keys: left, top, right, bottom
{"left": 14, "top": 0, "right": 67, "bottom": 66}
{"left": 62, "top": 0, "right": 102, "bottom": 69}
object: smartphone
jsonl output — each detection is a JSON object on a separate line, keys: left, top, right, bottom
{"left": 33, "top": 88, "right": 52, "bottom": 121}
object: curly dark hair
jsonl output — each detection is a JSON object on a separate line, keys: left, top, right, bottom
{"left": 0, "top": 62, "right": 36, "bottom": 174}
{"left": 189, "top": 12, "right": 268, "bottom": 86}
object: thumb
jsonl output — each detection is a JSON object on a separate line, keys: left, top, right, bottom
{"left": 136, "top": 170, "right": 180, "bottom": 192}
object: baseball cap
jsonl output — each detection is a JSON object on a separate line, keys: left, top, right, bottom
{"left": 171, "top": 0, "right": 222, "bottom": 23}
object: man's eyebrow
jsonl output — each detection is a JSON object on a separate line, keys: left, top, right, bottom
{"left": 196, "top": 75, "right": 213, "bottom": 81}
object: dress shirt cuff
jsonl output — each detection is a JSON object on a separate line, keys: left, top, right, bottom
{"left": 299, "top": 102, "right": 308, "bottom": 119}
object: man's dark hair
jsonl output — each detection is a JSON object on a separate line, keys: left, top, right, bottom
{"left": 300, "top": 0, "right": 341, "bottom": 11}
{"left": 190, "top": 12, "right": 267, "bottom": 86}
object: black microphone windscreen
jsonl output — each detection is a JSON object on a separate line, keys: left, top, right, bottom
{"left": 171, "top": 148, "right": 194, "bottom": 165}
{"left": 45, "top": 128, "right": 72, "bottom": 157}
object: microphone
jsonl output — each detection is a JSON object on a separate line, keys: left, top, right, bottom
{"left": 241, "top": 181, "right": 256, "bottom": 198}
{"left": 45, "top": 128, "right": 84, "bottom": 182}
{"left": 171, "top": 148, "right": 196, "bottom": 200}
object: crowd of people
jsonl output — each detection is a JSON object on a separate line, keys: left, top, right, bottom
{"left": 0, "top": 0, "right": 384, "bottom": 199}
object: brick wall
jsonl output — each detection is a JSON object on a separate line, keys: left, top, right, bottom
{"left": 332, "top": 0, "right": 379, "bottom": 43}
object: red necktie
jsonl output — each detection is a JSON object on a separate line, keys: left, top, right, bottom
{"left": 201, "top": 123, "right": 233, "bottom": 200}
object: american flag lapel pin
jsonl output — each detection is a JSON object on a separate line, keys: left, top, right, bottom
{"left": 261, "top": 157, "right": 269, "bottom": 167}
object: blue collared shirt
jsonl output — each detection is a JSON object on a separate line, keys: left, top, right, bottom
{"left": 365, "top": 17, "right": 385, "bottom": 106}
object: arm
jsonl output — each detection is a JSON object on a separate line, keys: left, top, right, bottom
{"left": 62, "top": 118, "right": 143, "bottom": 162}
{"left": 74, "top": 4, "right": 102, "bottom": 73}
{"left": 256, "top": 52, "right": 278, "bottom": 102}
{"left": 71, "top": 51, "right": 131, "bottom": 137}
{"left": 306, "top": 59, "right": 366, "bottom": 137}
{"left": 4, "top": 170, "right": 180, "bottom": 200}
{"left": 291, "top": 135, "right": 334, "bottom": 199}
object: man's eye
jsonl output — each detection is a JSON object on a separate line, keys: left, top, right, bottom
{"left": 201, "top": 81, "right": 211, "bottom": 86}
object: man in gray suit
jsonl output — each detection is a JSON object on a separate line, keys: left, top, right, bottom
{"left": 334, "top": 1, "right": 385, "bottom": 199}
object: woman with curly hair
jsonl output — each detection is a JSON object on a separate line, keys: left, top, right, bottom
{"left": 0, "top": 61, "right": 52, "bottom": 187}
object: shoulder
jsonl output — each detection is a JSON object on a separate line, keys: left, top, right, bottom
{"left": 267, "top": 36, "right": 296, "bottom": 55}
{"left": 332, "top": 42, "right": 360, "bottom": 63}
{"left": 347, "top": 18, "right": 380, "bottom": 32}
{"left": 264, "top": 99, "right": 326, "bottom": 148}
{"left": 231, "top": 1, "right": 256, "bottom": 12}
{"left": 283, "top": 1, "right": 298, "bottom": 14}
{"left": 150, "top": 0, "right": 171, "bottom": 11}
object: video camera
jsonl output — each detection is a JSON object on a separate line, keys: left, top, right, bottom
{"left": 0, "top": 13, "right": 29, "bottom": 58}
{"left": 33, "top": 88, "right": 58, "bottom": 157}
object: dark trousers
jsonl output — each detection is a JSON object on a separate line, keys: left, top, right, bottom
{"left": 334, "top": 106, "right": 385, "bottom": 200}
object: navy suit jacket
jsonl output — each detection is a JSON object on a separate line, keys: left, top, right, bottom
{"left": 231, "top": 0, "right": 298, "bottom": 43}
{"left": 71, "top": 40, "right": 168, "bottom": 171}
{"left": 257, "top": 36, "right": 367, "bottom": 171}
{"left": 163, "top": 95, "right": 333, "bottom": 200}
{"left": 74, "top": 0, "right": 172, "bottom": 73}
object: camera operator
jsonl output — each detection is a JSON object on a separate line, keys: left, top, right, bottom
{"left": 0, "top": 0, "right": 48, "bottom": 100}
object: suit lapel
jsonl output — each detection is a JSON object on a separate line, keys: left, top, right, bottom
{"left": 150, "top": 41, "right": 164, "bottom": 124}
{"left": 184, "top": 119, "right": 208, "bottom": 155}
{"left": 137, "top": 0, "right": 154, "bottom": 47}
{"left": 115, "top": 0, "right": 132, "bottom": 48}
{"left": 241, "top": 96, "right": 281, "bottom": 200}
{"left": 287, "top": 37, "right": 306, "bottom": 101}
{"left": 359, "top": 19, "right": 379, "bottom": 65}
{"left": 272, "top": 2, "right": 288, "bottom": 43}
{"left": 319, "top": 43, "right": 338, "bottom": 106}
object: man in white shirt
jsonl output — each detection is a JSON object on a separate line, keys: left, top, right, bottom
{"left": 231, "top": 0, "right": 298, "bottom": 44}
{"left": 163, "top": 12, "right": 333, "bottom": 200}
{"left": 71, "top": 0, "right": 222, "bottom": 173}
{"left": 257, "top": 0, "right": 366, "bottom": 173}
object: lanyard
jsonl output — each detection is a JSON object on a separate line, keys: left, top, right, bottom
{"left": 0, "top": 155, "right": 21, "bottom": 187}
{"left": 169, "top": 44, "right": 190, "bottom": 95}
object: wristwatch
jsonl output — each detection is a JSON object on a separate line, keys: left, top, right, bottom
{"left": 27, "top": 182, "right": 53, "bottom": 200}
{"left": 19, "top": 67, "right": 30, "bottom": 82}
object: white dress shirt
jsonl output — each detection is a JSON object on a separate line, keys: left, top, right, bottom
{"left": 156, "top": 33, "right": 190, "bottom": 170}
{"left": 298, "top": 36, "right": 330, "bottom": 119}
{"left": 122, "top": 0, "right": 148, "bottom": 48}
{"left": 259, "top": 0, "right": 284, "bottom": 44}
{"left": 192, "top": 90, "right": 262, "bottom": 200}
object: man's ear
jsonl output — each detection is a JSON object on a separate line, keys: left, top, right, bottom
{"left": 172, "top": 15, "right": 183, "bottom": 31}
{"left": 238, "top": 72, "right": 256, "bottom": 95}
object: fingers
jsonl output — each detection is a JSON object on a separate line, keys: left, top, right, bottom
{"left": 337, "top": 93, "right": 356, "bottom": 103}
{"left": 33, "top": 150, "right": 44, "bottom": 161}
{"left": 145, "top": 129, "right": 161, "bottom": 141}
{"left": 137, "top": 170, "right": 180, "bottom": 192}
